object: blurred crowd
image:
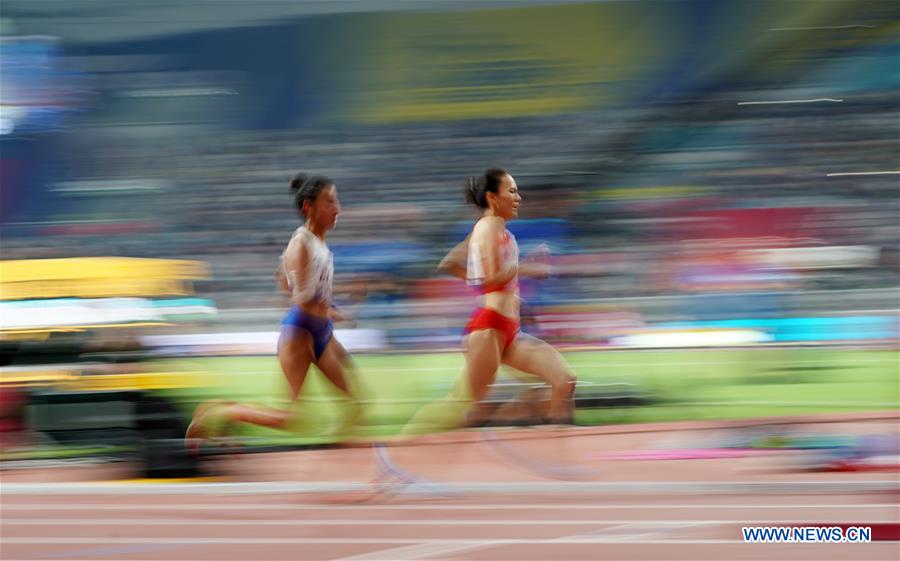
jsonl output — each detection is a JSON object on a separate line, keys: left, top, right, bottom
{"left": 4, "top": 95, "right": 897, "bottom": 311}
{"left": 1, "top": 2, "right": 897, "bottom": 338}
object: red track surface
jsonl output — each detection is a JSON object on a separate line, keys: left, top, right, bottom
{"left": 3, "top": 418, "right": 898, "bottom": 561}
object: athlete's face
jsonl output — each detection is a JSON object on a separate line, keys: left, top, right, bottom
{"left": 487, "top": 174, "right": 522, "bottom": 220}
{"left": 308, "top": 184, "right": 341, "bottom": 230}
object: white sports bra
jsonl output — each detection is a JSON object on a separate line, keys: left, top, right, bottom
{"left": 282, "top": 226, "right": 333, "bottom": 305}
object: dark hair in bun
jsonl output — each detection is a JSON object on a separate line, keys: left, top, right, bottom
{"left": 290, "top": 172, "right": 333, "bottom": 215}
{"left": 464, "top": 168, "right": 508, "bottom": 208}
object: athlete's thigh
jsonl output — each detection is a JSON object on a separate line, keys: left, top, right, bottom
{"left": 315, "top": 336, "right": 355, "bottom": 394}
{"left": 502, "top": 332, "right": 574, "bottom": 386}
{"left": 463, "top": 329, "right": 504, "bottom": 401}
{"left": 278, "top": 326, "right": 315, "bottom": 400}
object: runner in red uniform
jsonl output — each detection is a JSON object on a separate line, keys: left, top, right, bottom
{"left": 402, "top": 168, "right": 577, "bottom": 435}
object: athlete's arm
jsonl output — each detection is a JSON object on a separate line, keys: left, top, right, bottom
{"left": 287, "top": 240, "right": 315, "bottom": 307}
{"left": 437, "top": 235, "right": 469, "bottom": 280}
{"left": 327, "top": 305, "right": 357, "bottom": 326}
{"left": 275, "top": 261, "right": 290, "bottom": 293}
{"left": 519, "top": 243, "right": 551, "bottom": 279}
{"left": 473, "top": 218, "right": 517, "bottom": 287}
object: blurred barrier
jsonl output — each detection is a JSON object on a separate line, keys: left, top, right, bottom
{"left": 212, "top": 288, "right": 900, "bottom": 329}
{"left": 134, "top": 312, "right": 896, "bottom": 356}
{"left": 0, "top": 258, "right": 216, "bottom": 341}
{"left": 2, "top": 363, "right": 213, "bottom": 477}
{"left": 612, "top": 329, "right": 771, "bottom": 348}
{"left": 140, "top": 329, "right": 387, "bottom": 356}
{"left": 655, "top": 316, "right": 898, "bottom": 343}
{"left": 26, "top": 390, "right": 207, "bottom": 478}
{"left": 0, "top": 257, "right": 210, "bottom": 301}
{"left": 746, "top": 246, "right": 880, "bottom": 271}
{"left": 1, "top": 298, "right": 217, "bottom": 333}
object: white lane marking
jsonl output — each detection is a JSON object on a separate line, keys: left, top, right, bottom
{"left": 826, "top": 171, "right": 900, "bottom": 177}
{"left": 3, "top": 518, "right": 898, "bottom": 526}
{"left": 2, "top": 480, "right": 896, "bottom": 495}
{"left": 332, "top": 541, "right": 491, "bottom": 561}
{"left": 769, "top": 24, "right": 876, "bottom": 31}
{"left": 737, "top": 98, "right": 844, "bottom": 105}
{"left": 2, "top": 502, "right": 895, "bottom": 511}
{"left": 0, "top": 537, "right": 750, "bottom": 545}
{"left": 550, "top": 521, "right": 715, "bottom": 543}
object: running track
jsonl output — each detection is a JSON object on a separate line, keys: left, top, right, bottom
{"left": 3, "top": 420, "right": 898, "bottom": 560}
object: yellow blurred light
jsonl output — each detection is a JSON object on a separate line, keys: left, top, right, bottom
{"left": 0, "top": 257, "right": 209, "bottom": 300}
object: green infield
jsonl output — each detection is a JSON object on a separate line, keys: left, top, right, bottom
{"left": 155, "top": 348, "right": 899, "bottom": 446}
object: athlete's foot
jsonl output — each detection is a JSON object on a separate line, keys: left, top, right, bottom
{"left": 547, "top": 405, "right": 576, "bottom": 426}
{"left": 370, "top": 442, "right": 459, "bottom": 498}
{"left": 185, "top": 401, "right": 213, "bottom": 454}
{"left": 184, "top": 399, "right": 230, "bottom": 455}
{"left": 546, "top": 381, "right": 576, "bottom": 425}
{"left": 369, "top": 443, "right": 418, "bottom": 497}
